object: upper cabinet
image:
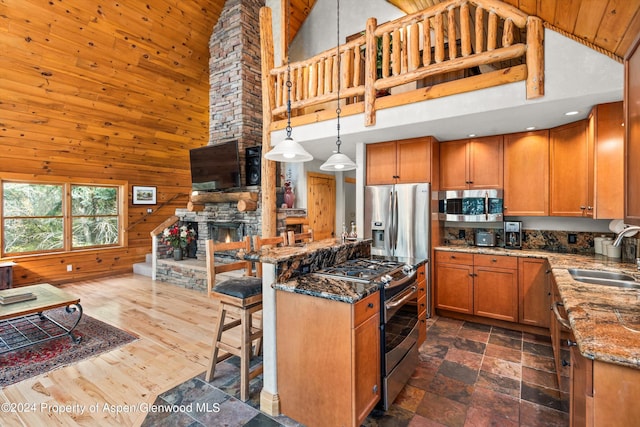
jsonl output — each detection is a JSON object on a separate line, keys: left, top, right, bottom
{"left": 366, "top": 137, "right": 437, "bottom": 186}
{"left": 440, "top": 136, "right": 503, "bottom": 190}
{"left": 625, "top": 34, "right": 640, "bottom": 225}
{"left": 591, "top": 102, "right": 624, "bottom": 219}
{"left": 550, "top": 120, "right": 594, "bottom": 217}
{"left": 503, "top": 130, "right": 549, "bottom": 216}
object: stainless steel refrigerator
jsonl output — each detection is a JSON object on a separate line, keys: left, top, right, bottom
{"left": 364, "top": 183, "right": 430, "bottom": 260}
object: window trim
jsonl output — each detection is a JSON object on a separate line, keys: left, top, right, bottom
{"left": 1, "top": 174, "right": 128, "bottom": 257}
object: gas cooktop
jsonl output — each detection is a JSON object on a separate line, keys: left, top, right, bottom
{"left": 315, "top": 258, "right": 408, "bottom": 282}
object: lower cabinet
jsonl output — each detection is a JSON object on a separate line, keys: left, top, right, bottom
{"left": 435, "top": 251, "right": 518, "bottom": 322}
{"left": 518, "top": 258, "right": 551, "bottom": 328}
{"left": 276, "top": 290, "right": 380, "bottom": 427}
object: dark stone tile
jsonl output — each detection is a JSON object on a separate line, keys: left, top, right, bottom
{"left": 420, "top": 342, "right": 449, "bottom": 359}
{"left": 485, "top": 343, "right": 521, "bottom": 363}
{"left": 140, "top": 397, "right": 201, "bottom": 427}
{"left": 394, "top": 384, "right": 427, "bottom": 412}
{"left": 244, "top": 413, "right": 285, "bottom": 427}
{"left": 195, "top": 396, "right": 259, "bottom": 426}
{"left": 270, "top": 414, "right": 305, "bottom": 427}
{"left": 519, "top": 400, "right": 570, "bottom": 426}
{"left": 490, "top": 326, "right": 523, "bottom": 339}
{"left": 444, "top": 347, "right": 483, "bottom": 370}
{"left": 437, "top": 360, "right": 479, "bottom": 385}
{"left": 523, "top": 341, "right": 554, "bottom": 358}
{"left": 452, "top": 337, "right": 486, "bottom": 354}
{"left": 522, "top": 332, "right": 552, "bottom": 345}
{"left": 461, "top": 321, "right": 492, "bottom": 332}
{"left": 521, "top": 382, "right": 569, "bottom": 412}
{"left": 364, "top": 404, "right": 414, "bottom": 427}
{"left": 409, "top": 359, "right": 441, "bottom": 390}
{"left": 470, "top": 387, "right": 520, "bottom": 422}
{"left": 456, "top": 327, "right": 490, "bottom": 343}
{"left": 464, "top": 406, "right": 519, "bottom": 427}
{"left": 160, "top": 377, "right": 229, "bottom": 407}
{"left": 407, "top": 414, "right": 448, "bottom": 427}
{"left": 488, "top": 333, "right": 522, "bottom": 351}
{"left": 522, "top": 352, "right": 556, "bottom": 373}
{"left": 476, "top": 370, "right": 520, "bottom": 398}
{"left": 481, "top": 356, "right": 522, "bottom": 381}
{"left": 414, "top": 391, "right": 468, "bottom": 427}
{"left": 522, "top": 366, "right": 559, "bottom": 390}
{"left": 429, "top": 373, "right": 475, "bottom": 404}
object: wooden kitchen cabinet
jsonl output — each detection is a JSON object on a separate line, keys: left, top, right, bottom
{"left": 435, "top": 251, "right": 517, "bottom": 322}
{"left": 435, "top": 251, "right": 474, "bottom": 314}
{"left": 550, "top": 119, "right": 594, "bottom": 217}
{"left": 550, "top": 275, "right": 571, "bottom": 388}
{"left": 276, "top": 290, "right": 380, "bottom": 427}
{"left": 518, "top": 258, "right": 550, "bottom": 328}
{"left": 416, "top": 264, "right": 427, "bottom": 346}
{"left": 439, "top": 135, "right": 503, "bottom": 190}
{"left": 503, "top": 130, "right": 549, "bottom": 216}
{"left": 570, "top": 341, "right": 593, "bottom": 427}
{"left": 591, "top": 101, "right": 624, "bottom": 219}
{"left": 624, "top": 34, "right": 640, "bottom": 225}
{"left": 366, "top": 137, "right": 435, "bottom": 185}
{"left": 473, "top": 254, "right": 518, "bottom": 322}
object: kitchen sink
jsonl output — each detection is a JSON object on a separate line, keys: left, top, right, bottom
{"left": 568, "top": 268, "right": 640, "bottom": 289}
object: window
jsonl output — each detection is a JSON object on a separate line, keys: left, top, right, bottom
{"left": 2, "top": 180, "right": 123, "bottom": 255}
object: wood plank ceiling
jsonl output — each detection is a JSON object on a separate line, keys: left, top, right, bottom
{"left": 385, "top": 0, "right": 640, "bottom": 59}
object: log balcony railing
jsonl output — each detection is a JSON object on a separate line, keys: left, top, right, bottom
{"left": 263, "top": 0, "right": 543, "bottom": 131}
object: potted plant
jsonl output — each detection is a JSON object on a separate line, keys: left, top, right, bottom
{"left": 161, "top": 224, "right": 196, "bottom": 260}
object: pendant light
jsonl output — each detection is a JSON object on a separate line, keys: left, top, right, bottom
{"left": 320, "top": 0, "right": 356, "bottom": 172}
{"left": 265, "top": 1, "right": 313, "bottom": 163}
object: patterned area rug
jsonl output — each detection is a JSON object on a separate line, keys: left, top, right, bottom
{"left": 0, "top": 307, "right": 137, "bottom": 387}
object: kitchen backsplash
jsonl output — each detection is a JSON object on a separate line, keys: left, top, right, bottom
{"left": 443, "top": 227, "right": 639, "bottom": 262}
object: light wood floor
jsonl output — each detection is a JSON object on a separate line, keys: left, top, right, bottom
{"left": 1, "top": 274, "right": 220, "bottom": 427}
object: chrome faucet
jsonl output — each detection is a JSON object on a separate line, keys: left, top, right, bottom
{"left": 612, "top": 226, "right": 640, "bottom": 247}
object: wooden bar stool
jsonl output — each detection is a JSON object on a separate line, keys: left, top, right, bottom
{"left": 205, "top": 236, "right": 263, "bottom": 402}
{"left": 286, "top": 229, "right": 314, "bottom": 246}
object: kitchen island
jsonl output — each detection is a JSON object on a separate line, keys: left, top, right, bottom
{"left": 435, "top": 246, "right": 640, "bottom": 425}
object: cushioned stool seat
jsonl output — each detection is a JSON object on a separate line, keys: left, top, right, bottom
{"left": 205, "top": 237, "right": 263, "bottom": 402}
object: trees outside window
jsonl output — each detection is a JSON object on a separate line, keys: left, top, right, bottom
{"left": 2, "top": 181, "right": 122, "bottom": 255}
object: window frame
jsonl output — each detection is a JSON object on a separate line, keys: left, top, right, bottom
{"left": 1, "top": 174, "right": 127, "bottom": 257}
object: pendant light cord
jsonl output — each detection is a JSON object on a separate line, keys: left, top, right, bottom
{"left": 335, "top": 0, "right": 342, "bottom": 154}
{"left": 285, "top": 1, "right": 292, "bottom": 138}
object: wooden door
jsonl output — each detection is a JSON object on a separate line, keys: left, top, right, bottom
{"left": 593, "top": 102, "right": 624, "bottom": 219}
{"left": 518, "top": 258, "right": 550, "bottom": 328}
{"left": 550, "top": 120, "right": 592, "bottom": 216}
{"left": 439, "top": 139, "right": 468, "bottom": 190}
{"left": 307, "top": 172, "right": 336, "bottom": 240}
{"left": 504, "top": 130, "right": 549, "bottom": 216}
{"left": 396, "top": 137, "right": 432, "bottom": 183}
{"left": 435, "top": 262, "right": 473, "bottom": 314}
{"left": 366, "top": 141, "right": 397, "bottom": 185}
{"left": 468, "top": 135, "right": 503, "bottom": 189}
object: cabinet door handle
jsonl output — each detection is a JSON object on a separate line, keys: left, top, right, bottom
{"left": 373, "top": 384, "right": 378, "bottom": 394}
{"left": 562, "top": 359, "right": 571, "bottom": 367}
{"left": 552, "top": 301, "right": 571, "bottom": 329}
{"left": 567, "top": 339, "right": 577, "bottom": 347}
{"left": 491, "top": 258, "right": 497, "bottom": 262}
{"left": 368, "top": 303, "right": 374, "bottom": 308}
{"left": 450, "top": 255, "right": 456, "bottom": 259}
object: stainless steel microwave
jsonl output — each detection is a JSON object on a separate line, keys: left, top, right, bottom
{"left": 437, "top": 189, "right": 504, "bottom": 222}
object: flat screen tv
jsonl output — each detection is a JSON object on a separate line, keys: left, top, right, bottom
{"left": 189, "top": 141, "right": 241, "bottom": 191}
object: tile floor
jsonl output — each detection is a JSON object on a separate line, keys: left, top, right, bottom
{"left": 142, "top": 316, "right": 570, "bottom": 427}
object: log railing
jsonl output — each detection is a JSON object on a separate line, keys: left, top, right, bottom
{"left": 265, "top": 0, "right": 543, "bottom": 129}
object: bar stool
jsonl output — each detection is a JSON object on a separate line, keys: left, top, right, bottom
{"left": 205, "top": 236, "right": 263, "bottom": 402}
{"left": 286, "top": 229, "right": 314, "bottom": 246}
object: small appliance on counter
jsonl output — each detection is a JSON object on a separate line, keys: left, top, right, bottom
{"left": 474, "top": 230, "right": 496, "bottom": 247}
{"left": 504, "top": 221, "right": 523, "bottom": 249}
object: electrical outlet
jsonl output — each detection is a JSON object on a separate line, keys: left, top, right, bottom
{"left": 458, "top": 230, "right": 466, "bottom": 239}
{"left": 66, "top": 264, "right": 73, "bottom": 272}
{"left": 147, "top": 208, "right": 153, "bottom": 213}
{"left": 568, "top": 234, "right": 577, "bottom": 244}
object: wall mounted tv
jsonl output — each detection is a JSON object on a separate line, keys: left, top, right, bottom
{"left": 189, "top": 141, "right": 241, "bottom": 191}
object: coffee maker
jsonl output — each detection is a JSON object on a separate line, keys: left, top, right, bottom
{"left": 504, "top": 221, "right": 523, "bottom": 249}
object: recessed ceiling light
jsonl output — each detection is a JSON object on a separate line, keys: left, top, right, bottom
{"left": 526, "top": 126, "right": 536, "bottom": 130}
{"left": 565, "top": 111, "right": 579, "bottom": 116}
{"left": 468, "top": 133, "right": 476, "bottom": 137}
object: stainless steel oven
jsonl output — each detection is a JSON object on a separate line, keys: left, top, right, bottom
{"left": 314, "top": 258, "right": 419, "bottom": 410}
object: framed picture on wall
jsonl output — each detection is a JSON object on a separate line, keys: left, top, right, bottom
{"left": 132, "top": 186, "right": 157, "bottom": 205}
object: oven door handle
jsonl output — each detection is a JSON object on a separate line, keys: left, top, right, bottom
{"left": 384, "top": 270, "right": 417, "bottom": 289}
{"left": 385, "top": 285, "right": 418, "bottom": 310}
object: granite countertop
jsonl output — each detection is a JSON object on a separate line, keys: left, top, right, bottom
{"left": 435, "top": 245, "right": 640, "bottom": 369}
{"left": 273, "top": 255, "right": 427, "bottom": 304}
{"left": 244, "top": 238, "right": 372, "bottom": 264}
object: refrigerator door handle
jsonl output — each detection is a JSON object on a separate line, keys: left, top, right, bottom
{"left": 387, "top": 189, "right": 394, "bottom": 255}
{"left": 393, "top": 189, "right": 399, "bottom": 252}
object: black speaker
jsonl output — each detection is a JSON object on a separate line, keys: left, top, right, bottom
{"left": 245, "top": 146, "right": 261, "bottom": 186}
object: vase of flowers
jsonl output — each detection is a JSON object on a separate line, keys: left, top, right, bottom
{"left": 161, "top": 224, "right": 196, "bottom": 260}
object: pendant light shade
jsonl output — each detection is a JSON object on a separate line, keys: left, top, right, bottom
{"left": 320, "top": 151, "right": 356, "bottom": 171}
{"left": 265, "top": 136, "right": 313, "bottom": 163}
{"left": 320, "top": 0, "right": 356, "bottom": 172}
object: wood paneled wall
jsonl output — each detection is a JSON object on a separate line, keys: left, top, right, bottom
{"left": 0, "top": 0, "right": 223, "bottom": 285}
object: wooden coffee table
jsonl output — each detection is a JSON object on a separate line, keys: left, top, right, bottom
{"left": 0, "top": 284, "right": 83, "bottom": 354}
